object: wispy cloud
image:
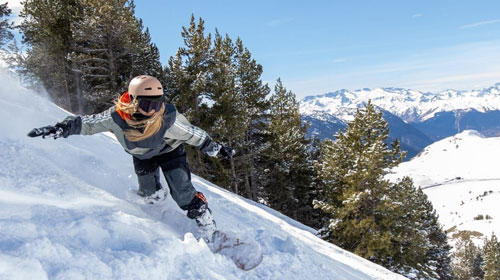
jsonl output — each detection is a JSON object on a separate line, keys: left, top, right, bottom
{"left": 332, "top": 58, "right": 347, "bottom": 64}
{"left": 412, "top": 14, "right": 423, "bottom": 19}
{"left": 283, "top": 40, "right": 500, "bottom": 98}
{"left": 266, "top": 17, "right": 293, "bottom": 27}
{"left": 460, "top": 19, "right": 500, "bottom": 29}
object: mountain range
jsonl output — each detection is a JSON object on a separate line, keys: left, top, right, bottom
{"left": 299, "top": 83, "right": 500, "bottom": 159}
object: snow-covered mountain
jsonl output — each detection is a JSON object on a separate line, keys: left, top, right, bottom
{"left": 0, "top": 70, "right": 407, "bottom": 279}
{"left": 388, "top": 130, "right": 500, "bottom": 246}
{"left": 299, "top": 83, "right": 500, "bottom": 160}
{"left": 299, "top": 83, "right": 500, "bottom": 123}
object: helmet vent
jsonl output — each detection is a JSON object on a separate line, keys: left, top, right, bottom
{"left": 144, "top": 87, "right": 152, "bottom": 90}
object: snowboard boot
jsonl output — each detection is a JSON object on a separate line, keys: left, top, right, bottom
{"left": 187, "top": 192, "right": 217, "bottom": 241}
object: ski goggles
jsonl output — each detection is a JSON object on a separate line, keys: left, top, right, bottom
{"left": 136, "top": 96, "right": 164, "bottom": 112}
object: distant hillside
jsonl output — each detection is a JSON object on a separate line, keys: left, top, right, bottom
{"left": 388, "top": 130, "right": 500, "bottom": 246}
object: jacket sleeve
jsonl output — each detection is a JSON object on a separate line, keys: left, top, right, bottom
{"left": 164, "top": 112, "right": 222, "bottom": 157}
{"left": 165, "top": 112, "right": 210, "bottom": 147}
{"left": 60, "top": 108, "right": 115, "bottom": 136}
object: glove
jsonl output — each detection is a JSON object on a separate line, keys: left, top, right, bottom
{"left": 218, "top": 144, "right": 235, "bottom": 160}
{"left": 200, "top": 138, "right": 235, "bottom": 160}
{"left": 27, "top": 125, "right": 59, "bottom": 138}
{"left": 54, "top": 122, "right": 71, "bottom": 138}
{"left": 27, "top": 117, "right": 81, "bottom": 139}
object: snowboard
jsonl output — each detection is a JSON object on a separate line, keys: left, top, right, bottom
{"left": 207, "top": 230, "right": 263, "bottom": 271}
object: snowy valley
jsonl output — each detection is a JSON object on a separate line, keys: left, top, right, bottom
{"left": 388, "top": 130, "right": 500, "bottom": 246}
{"left": 0, "top": 72, "right": 407, "bottom": 279}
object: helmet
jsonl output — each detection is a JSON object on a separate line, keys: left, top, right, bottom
{"left": 128, "top": 75, "right": 163, "bottom": 97}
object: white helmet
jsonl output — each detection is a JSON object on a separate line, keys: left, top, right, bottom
{"left": 128, "top": 75, "right": 163, "bottom": 97}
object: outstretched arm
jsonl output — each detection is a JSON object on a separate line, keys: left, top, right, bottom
{"left": 166, "top": 112, "right": 234, "bottom": 159}
{"left": 28, "top": 108, "right": 115, "bottom": 138}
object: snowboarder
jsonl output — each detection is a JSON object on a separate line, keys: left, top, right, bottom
{"left": 28, "top": 75, "right": 234, "bottom": 239}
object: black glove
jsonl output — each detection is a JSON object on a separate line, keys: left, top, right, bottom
{"left": 27, "top": 117, "right": 81, "bottom": 139}
{"left": 218, "top": 144, "right": 235, "bottom": 160}
{"left": 54, "top": 122, "right": 71, "bottom": 138}
{"left": 200, "top": 138, "right": 235, "bottom": 160}
{"left": 27, "top": 125, "right": 60, "bottom": 138}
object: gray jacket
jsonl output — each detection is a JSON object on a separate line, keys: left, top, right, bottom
{"left": 63, "top": 103, "right": 219, "bottom": 160}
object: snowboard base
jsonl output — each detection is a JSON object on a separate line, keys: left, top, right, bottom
{"left": 207, "top": 230, "right": 263, "bottom": 271}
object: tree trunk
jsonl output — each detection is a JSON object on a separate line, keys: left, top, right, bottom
{"left": 244, "top": 173, "right": 253, "bottom": 200}
{"left": 230, "top": 157, "right": 238, "bottom": 194}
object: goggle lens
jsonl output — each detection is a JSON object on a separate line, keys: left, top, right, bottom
{"left": 137, "top": 98, "right": 163, "bottom": 112}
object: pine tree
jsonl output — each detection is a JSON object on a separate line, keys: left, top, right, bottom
{"left": 0, "top": 2, "right": 13, "bottom": 48}
{"left": 419, "top": 193, "right": 454, "bottom": 279}
{"left": 314, "top": 100, "right": 404, "bottom": 249}
{"left": 202, "top": 30, "right": 239, "bottom": 188}
{"left": 131, "top": 26, "right": 165, "bottom": 83}
{"left": 483, "top": 233, "right": 500, "bottom": 280}
{"left": 18, "top": 0, "right": 161, "bottom": 114}
{"left": 452, "top": 237, "right": 483, "bottom": 280}
{"left": 390, "top": 178, "right": 453, "bottom": 278}
{"left": 263, "top": 79, "right": 314, "bottom": 223}
{"left": 70, "top": 0, "right": 146, "bottom": 113}
{"left": 19, "top": 0, "right": 84, "bottom": 112}
{"left": 164, "top": 15, "right": 212, "bottom": 175}
{"left": 314, "top": 101, "right": 452, "bottom": 278}
{"left": 230, "top": 37, "right": 271, "bottom": 201}
{"left": 164, "top": 14, "right": 211, "bottom": 122}
{"left": 472, "top": 253, "right": 485, "bottom": 280}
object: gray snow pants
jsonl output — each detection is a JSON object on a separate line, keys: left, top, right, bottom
{"left": 132, "top": 144, "right": 197, "bottom": 210}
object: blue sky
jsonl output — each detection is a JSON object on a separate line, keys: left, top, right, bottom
{"left": 133, "top": 0, "right": 500, "bottom": 99}
{"left": 8, "top": 0, "right": 500, "bottom": 99}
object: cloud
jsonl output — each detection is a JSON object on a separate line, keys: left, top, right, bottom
{"left": 7, "top": 1, "right": 24, "bottom": 25}
{"left": 266, "top": 17, "right": 293, "bottom": 27}
{"left": 7, "top": 0, "right": 23, "bottom": 13}
{"left": 460, "top": 19, "right": 500, "bottom": 29}
{"left": 332, "top": 58, "right": 347, "bottom": 64}
{"left": 412, "top": 14, "right": 423, "bottom": 19}
{"left": 284, "top": 40, "right": 500, "bottom": 98}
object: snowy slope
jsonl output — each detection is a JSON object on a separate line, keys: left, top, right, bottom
{"left": 299, "top": 84, "right": 500, "bottom": 122}
{"left": 388, "top": 130, "right": 500, "bottom": 245}
{"left": 0, "top": 70, "right": 406, "bottom": 280}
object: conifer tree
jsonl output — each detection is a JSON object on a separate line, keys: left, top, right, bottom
{"left": 452, "top": 237, "right": 483, "bottom": 280}
{"left": 314, "top": 101, "right": 451, "bottom": 278}
{"left": 164, "top": 15, "right": 211, "bottom": 122}
{"left": 314, "top": 101, "right": 404, "bottom": 248}
{"left": 224, "top": 37, "right": 270, "bottom": 200}
{"left": 131, "top": 26, "right": 164, "bottom": 83}
{"left": 19, "top": 0, "right": 161, "bottom": 114}
{"left": 0, "top": 2, "right": 13, "bottom": 48}
{"left": 264, "top": 79, "right": 313, "bottom": 222}
{"left": 19, "top": 0, "right": 83, "bottom": 112}
{"left": 70, "top": 0, "right": 146, "bottom": 112}
{"left": 164, "top": 15, "right": 212, "bottom": 175}
{"left": 202, "top": 30, "right": 239, "bottom": 188}
{"left": 483, "top": 233, "right": 500, "bottom": 280}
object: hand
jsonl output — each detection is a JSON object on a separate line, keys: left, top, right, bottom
{"left": 218, "top": 144, "right": 235, "bottom": 160}
{"left": 54, "top": 122, "right": 71, "bottom": 138}
{"left": 27, "top": 125, "right": 62, "bottom": 139}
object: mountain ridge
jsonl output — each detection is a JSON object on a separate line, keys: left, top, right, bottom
{"left": 300, "top": 83, "right": 500, "bottom": 123}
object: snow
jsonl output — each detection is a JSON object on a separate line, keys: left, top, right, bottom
{"left": 0, "top": 69, "right": 406, "bottom": 280}
{"left": 299, "top": 84, "right": 500, "bottom": 123}
{"left": 389, "top": 130, "right": 500, "bottom": 245}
